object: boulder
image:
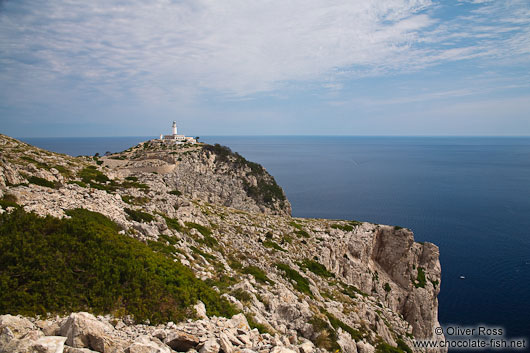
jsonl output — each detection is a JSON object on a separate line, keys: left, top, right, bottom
{"left": 0, "top": 315, "right": 36, "bottom": 339}
{"left": 59, "top": 312, "right": 115, "bottom": 351}
{"left": 198, "top": 338, "right": 220, "bottom": 353}
{"left": 33, "top": 336, "right": 67, "bottom": 353}
{"left": 125, "top": 336, "right": 171, "bottom": 353}
{"left": 298, "top": 340, "right": 314, "bottom": 353}
{"left": 218, "top": 333, "right": 234, "bottom": 353}
{"left": 229, "top": 313, "right": 250, "bottom": 331}
{"left": 194, "top": 302, "right": 208, "bottom": 320}
{"left": 164, "top": 330, "right": 200, "bottom": 351}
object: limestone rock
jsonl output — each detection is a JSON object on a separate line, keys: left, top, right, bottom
{"left": 198, "top": 338, "right": 220, "bottom": 353}
{"left": 125, "top": 336, "right": 171, "bottom": 353}
{"left": 0, "top": 315, "right": 36, "bottom": 339}
{"left": 59, "top": 312, "right": 113, "bottom": 349}
{"left": 33, "top": 336, "right": 67, "bottom": 353}
{"left": 164, "top": 330, "right": 200, "bottom": 351}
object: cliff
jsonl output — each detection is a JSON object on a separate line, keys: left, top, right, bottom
{"left": 0, "top": 134, "right": 444, "bottom": 353}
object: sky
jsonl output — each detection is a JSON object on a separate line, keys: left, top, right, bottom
{"left": 1, "top": 0, "right": 529, "bottom": 137}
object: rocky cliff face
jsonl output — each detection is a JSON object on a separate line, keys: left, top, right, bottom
{"left": 0, "top": 134, "right": 444, "bottom": 353}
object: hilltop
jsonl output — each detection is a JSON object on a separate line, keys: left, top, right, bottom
{"left": 0, "top": 134, "right": 444, "bottom": 353}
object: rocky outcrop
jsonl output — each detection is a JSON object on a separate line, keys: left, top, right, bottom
{"left": 101, "top": 141, "right": 291, "bottom": 217}
{"left": 0, "top": 134, "right": 444, "bottom": 352}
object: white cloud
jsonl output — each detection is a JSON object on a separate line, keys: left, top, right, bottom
{"left": 0, "top": 0, "right": 528, "bottom": 101}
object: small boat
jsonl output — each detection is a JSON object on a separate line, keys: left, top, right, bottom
{"left": 459, "top": 275, "right": 466, "bottom": 279}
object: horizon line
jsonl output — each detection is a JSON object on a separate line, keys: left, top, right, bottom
{"left": 14, "top": 134, "right": 530, "bottom": 139}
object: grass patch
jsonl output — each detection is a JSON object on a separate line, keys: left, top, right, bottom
{"left": 0, "top": 208, "right": 237, "bottom": 323}
{"left": 163, "top": 216, "right": 184, "bottom": 232}
{"left": 331, "top": 223, "right": 354, "bottom": 232}
{"left": 298, "top": 259, "right": 334, "bottom": 278}
{"left": 27, "top": 176, "right": 56, "bottom": 188}
{"left": 245, "top": 313, "right": 272, "bottom": 334}
{"left": 375, "top": 342, "right": 408, "bottom": 353}
{"left": 231, "top": 288, "right": 252, "bottom": 303}
{"left": 309, "top": 316, "right": 341, "bottom": 352}
{"left": 242, "top": 266, "right": 274, "bottom": 285}
{"left": 275, "top": 263, "right": 312, "bottom": 297}
{"left": 124, "top": 208, "right": 154, "bottom": 223}
{"left": 185, "top": 222, "right": 218, "bottom": 248}
{"left": 78, "top": 166, "right": 109, "bottom": 184}
{"left": 262, "top": 240, "right": 286, "bottom": 252}
{"left": 324, "top": 311, "right": 362, "bottom": 341}
{"left": 341, "top": 282, "right": 369, "bottom": 298}
{"left": 68, "top": 180, "right": 87, "bottom": 188}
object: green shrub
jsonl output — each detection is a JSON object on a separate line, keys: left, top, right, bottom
{"left": 375, "top": 342, "right": 407, "bottom": 353}
{"left": 245, "top": 313, "right": 272, "bottom": 334}
{"left": 262, "top": 240, "right": 286, "bottom": 252}
{"left": 78, "top": 166, "right": 109, "bottom": 184}
{"left": 331, "top": 223, "right": 354, "bottom": 232}
{"left": 275, "top": 263, "right": 312, "bottom": 297}
{"left": 396, "top": 339, "right": 412, "bottom": 353}
{"left": 414, "top": 267, "right": 426, "bottom": 288}
{"left": 242, "top": 266, "right": 274, "bottom": 285}
{"left": 185, "top": 222, "right": 218, "bottom": 248}
{"left": 231, "top": 288, "right": 252, "bottom": 302}
{"left": 309, "top": 316, "right": 341, "bottom": 352}
{"left": 0, "top": 195, "right": 19, "bottom": 209}
{"left": 0, "top": 208, "right": 237, "bottom": 323}
{"left": 27, "top": 176, "right": 55, "bottom": 188}
{"left": 384, "top": 283, "right": 392, "bottom": 292}
{"left": 185, "top": 222, "right": 212, "bottom": 236}
{"left": 68, "top": 180, "right": 87, "bottom": 188}
{"left": 325, "top": 311, "right": 362, "bottom": 341}
{"left": 299, "top": 259, "right": 334, "bottom": 278}
{"left": 341, "top": 283, "right": 369, "bottom": 298}
{"left": 163, "top": 216, "right": 184, "bottom": 232}
{"left": 124, "top": 208, "right": 154, "bottom": 223}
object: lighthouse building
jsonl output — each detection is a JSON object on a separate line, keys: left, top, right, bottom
{"left": 159, "top": 121, "right": 197, "bottom": 144}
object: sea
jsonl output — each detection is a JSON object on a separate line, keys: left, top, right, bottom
{"left": 19, "top": 135, "right": 530, "bottom": 346}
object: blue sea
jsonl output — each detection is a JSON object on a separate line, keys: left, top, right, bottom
{"left": 20, "top": 136, "right": 530, "bottom": 344}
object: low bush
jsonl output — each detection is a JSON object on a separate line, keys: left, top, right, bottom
{"left": 124, "top": 208, "right": 154, "bottom": 223}
{"left": 242, "top": 266, "right": 274, "bottom": 285}
{"left": 262, "top": 240, "right": 286, "bottom": 252}
{"left": 299, "top": 259, "right": 334, "bottom": 278}
{"left": 414, "top": 267, "right": 426, "bottom": 288}
{"left": 274, "top": 263, "right": 312, "bottom": 297}
{"left": 28, "top": 176, "right": 55, "bottom": 188}
{"left": 0, "top": 208, "right": 237, "bottom": 323}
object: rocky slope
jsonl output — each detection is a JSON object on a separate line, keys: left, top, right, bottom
{"left": 0, "top": 134, "right": 444, "bottom": 353}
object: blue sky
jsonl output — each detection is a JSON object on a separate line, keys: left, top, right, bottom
{"left": 1, "top": 0, "right": 529, "bottom": 137}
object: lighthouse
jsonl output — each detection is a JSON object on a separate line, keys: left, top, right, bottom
{"left": 159, "top": 121, "right": 197, "bottom": 144}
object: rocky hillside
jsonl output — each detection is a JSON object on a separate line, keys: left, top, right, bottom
{"left": 0, "top": 134, "right": 444, "bottom": 353}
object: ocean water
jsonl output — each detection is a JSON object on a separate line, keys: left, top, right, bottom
{"left": 20, "top": 136, "right": 530, "bottom": 342}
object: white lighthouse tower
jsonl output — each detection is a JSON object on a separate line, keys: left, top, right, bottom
{"left": 172, "top": 121, "right": 177, "bottom": 135}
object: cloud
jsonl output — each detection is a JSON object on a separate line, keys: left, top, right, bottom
{"left": 0, "top": 0, "right": 529, "bottom": 103}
